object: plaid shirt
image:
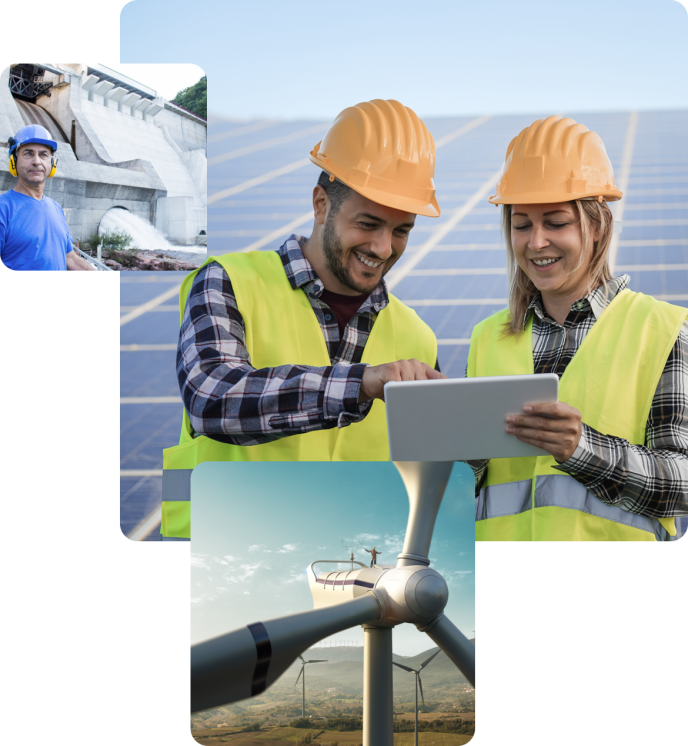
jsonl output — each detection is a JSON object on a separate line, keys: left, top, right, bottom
{"left": 177, "top": 235, "right": 387, "bottom": 446}
{"left": 468, "top": 275, "right": 688, "bottom": 518}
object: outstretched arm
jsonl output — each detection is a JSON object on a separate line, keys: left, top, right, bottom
{"left": 178, "top": 263, "right": 372, "bottom": 446}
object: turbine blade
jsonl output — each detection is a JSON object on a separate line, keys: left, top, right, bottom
{"left": 419, "top": 649, "right": 441, "bottom": 671}
{"left": 307, "top": 659, "right": 328, "bottom": 663}
{"left": 294, "top": 666, "right": 303, "bottom": 687}
{"left": 392, "top": 661, "right": 415, "bottom": 673}
{"left": 421, "top": 614, "right": 475, "bottom": 687}
{"left": 191, "top": 593, "right": 381, "bottom": 712}
{"left": 394, "top": 462, "right": 453, "bottom": 566}
{"left": 418, "top": 674, "right": 425, "bottom": 706}
{"left": 298, "top": 654, "right": 305, "bottom": 663}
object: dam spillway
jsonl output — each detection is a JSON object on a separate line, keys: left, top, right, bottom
{"left": 15, "top": 99, "right": 70, "bottom": 143}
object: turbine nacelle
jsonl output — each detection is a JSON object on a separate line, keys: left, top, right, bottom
{"left": 309, "top": 563, "right": 449, "bottom": 627}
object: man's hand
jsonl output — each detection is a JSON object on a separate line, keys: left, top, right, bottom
{"left": 358, "top": 359, "right": 446, "bottom": 403}
{"left": 505, "top": 401, "right": 582, "bottom": 462}
{"left": 65, "top": 250, "right": 96, "bottom": 271}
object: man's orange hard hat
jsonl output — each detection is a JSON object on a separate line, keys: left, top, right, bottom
{"left": 309, "top": 99, "right": 441, "bottom": 218}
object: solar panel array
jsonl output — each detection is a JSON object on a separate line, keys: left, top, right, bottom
{"left": 120, "top": 110, "right": 688, "bottom": 540}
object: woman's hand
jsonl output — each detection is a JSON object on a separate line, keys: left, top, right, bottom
{"left": 505, "top": 401, "right": 582, "bottom": 463}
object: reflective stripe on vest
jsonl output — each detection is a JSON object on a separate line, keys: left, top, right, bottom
{"left": 468, "top": 289, "right": 687, "bottom": 542}
{"left": 162, "top": 469, "right": 192, "bottom": 501}
{"left": 160, "top": 251, "right": 437, "bottom": 539}
{"left": 475, "top": 475, "right": 671, "bottom": 542}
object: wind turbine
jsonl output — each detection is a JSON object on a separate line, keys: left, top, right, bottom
{"left": 393, "top": 648, "right": 441, "bottom": 746}
{"left": 294, "top": 653, "right": 327, "bottom": 718}
{"left": 191, "top": 461, "right": 475, "bottom": 746}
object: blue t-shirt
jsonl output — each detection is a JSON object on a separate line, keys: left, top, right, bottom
{"left": 0, "top": 190, "right": 73, "bottom": 271}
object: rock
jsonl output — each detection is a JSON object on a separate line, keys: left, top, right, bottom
{"left": 118, "top": 249, "right": 202, "bottom": 272}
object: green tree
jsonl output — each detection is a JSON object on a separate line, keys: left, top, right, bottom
{"left": 289, "top": 718, "right": 312, "bottom": 729}
{"left": 239, "top": 721, "right": 261, "bottom": 732}
{"left": 89, "top": 228, "right": 137, "bottom": 253}
{"left": 172, "top": 76, "right": 207, "bottom": 119}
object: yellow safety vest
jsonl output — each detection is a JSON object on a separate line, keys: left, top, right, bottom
{"left": 467, "top": 289, "right": 687, "bottom": 542}
{"left": 161, "top": 250, "right": 437, "bottom": 539}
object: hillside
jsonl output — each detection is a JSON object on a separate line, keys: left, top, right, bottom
{"left": 191, "top": 644, "right": 475, "bottom": 733}
{"left": 271, "top": 645, "right": 474, "bottom": 699}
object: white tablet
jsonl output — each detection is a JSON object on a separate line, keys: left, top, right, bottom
{"left": 385, "top": 374, "right": 559, "bottom": 461}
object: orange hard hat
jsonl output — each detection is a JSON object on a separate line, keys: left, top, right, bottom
{"left": 489, "top": 116, "right": 622, "bottom": 205}
{"left": 309, "top": 99, "right": 440, "bottom": 218}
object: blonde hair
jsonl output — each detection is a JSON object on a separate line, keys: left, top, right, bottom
{"left": 501, "top": 199, "right": 614, "bottom": 336}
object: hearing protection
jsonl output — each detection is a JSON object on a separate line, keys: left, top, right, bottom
{"left": 8, "top": 139, "right": 57, "bottom": 178}
{"left": 7, "top": 124, "right": 59, "bottom": 179}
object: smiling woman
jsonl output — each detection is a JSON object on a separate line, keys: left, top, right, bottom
{"left": 504, "top": 198, "right": 614, "bottom": 329}
{"left": 466, "top": 115, "right": 688, "bottom": 542}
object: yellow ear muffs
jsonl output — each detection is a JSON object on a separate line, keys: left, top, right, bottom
{"left": 8, "top": 136, "right": 17, "bottom": 176}
{"left": 7, "top": 150, "right": 56, "bottom": 177}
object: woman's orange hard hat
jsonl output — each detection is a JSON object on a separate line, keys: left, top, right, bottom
{"left": 489, "top": 116, "right": 623, "bottom": 205}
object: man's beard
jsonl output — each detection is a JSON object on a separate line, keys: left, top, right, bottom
{"left": 322, "top": 213, "right": 388, "bottom": 294}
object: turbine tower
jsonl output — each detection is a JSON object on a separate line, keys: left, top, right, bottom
{"left": 393, "top": 648, "right": 440, "bottom": 746}
{"left": 191, "top": 461, "right": 475, "bottom": 746}
{"left": 294, "top": 653, "right": 327, "bottom": 718}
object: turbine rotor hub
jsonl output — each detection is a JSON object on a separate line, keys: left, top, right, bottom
{"left": 372, "top": 566, "right": 448, "bottom": 626}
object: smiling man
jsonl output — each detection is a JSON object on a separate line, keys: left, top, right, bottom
{"left": 161, "top": 99, "right": 444, "bottom": 540}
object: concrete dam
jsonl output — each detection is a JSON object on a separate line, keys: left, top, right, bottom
{"left": 1, "top": 63, "right": 207, "bottom": 251}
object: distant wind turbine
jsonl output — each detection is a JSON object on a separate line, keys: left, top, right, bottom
{"left": 393, "top": 649, "right": 441, "bottom": 746}
{"left": 294, "top": 654, "right": 327, "bottom": 717}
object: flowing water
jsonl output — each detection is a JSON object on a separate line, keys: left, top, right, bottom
{"left": 99, "top": 207, "right": 206, "bottom": 254}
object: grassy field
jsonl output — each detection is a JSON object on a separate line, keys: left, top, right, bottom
{"left": 192, "top": 726, "right": 474, "bottom": 745}
{"left": 393, "top": 734, "right": 473, "bottom": 745}
{"left": 416, "top": 711, "right": 475, "bottom": 722}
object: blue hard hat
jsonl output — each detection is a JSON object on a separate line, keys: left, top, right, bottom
{"left": 9, "top": 124, "right": 58, "bottom": 155}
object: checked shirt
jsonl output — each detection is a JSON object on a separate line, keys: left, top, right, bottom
{"left": 177, "top": 235, "right": 383, "bottom": 446}
{"left": 467, "top": 275, "right": 688, "bottom": 518}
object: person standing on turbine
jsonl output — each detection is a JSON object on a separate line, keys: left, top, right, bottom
{"left": 365, "top": 547, "right": 382, "bottom": 567}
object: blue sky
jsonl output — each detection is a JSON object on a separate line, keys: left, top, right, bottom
{"left": 121, "top": 0, "right": 688, "bottom": 120}
{"left": 191, "top": 461, "right": 475, "bottom": 656}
